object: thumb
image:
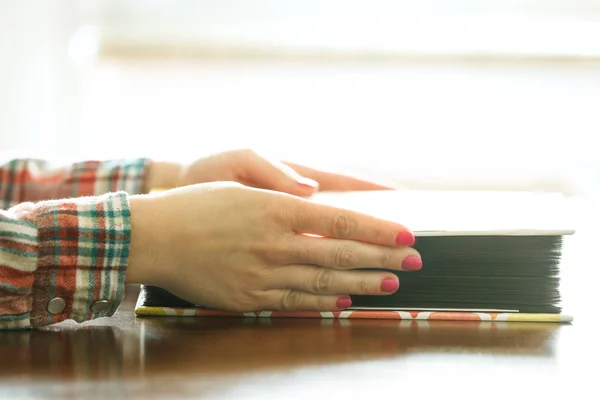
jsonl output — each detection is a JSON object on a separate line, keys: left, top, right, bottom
{"left": 241, "top": 152, "right": 319, "bottom": 196}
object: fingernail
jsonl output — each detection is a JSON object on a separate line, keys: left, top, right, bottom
{"left": 380, "top": 278, "right": 399, "bottom": 293}
{"left": 396, "top": 231, "right": 415, "bottom": 246}
{"left": 297, "top": 177, "right": 319, "bottom": 189}
{"left": 336, "top": 296, "right": 352, "bottom": 309}
{"left": 401, "top": 255, "right": 422, "bottom": 270}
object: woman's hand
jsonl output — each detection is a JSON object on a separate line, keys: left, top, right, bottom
{"left": 147, "top": 149, "right": 392, "bottom": 196}
{"left": 127, "top": 182, "right": 421, "bottom": 312}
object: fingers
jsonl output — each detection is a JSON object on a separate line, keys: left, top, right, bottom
{"left": 288, "top": 236, "right": 421, "bottom": 271}
{"left": 259, "top": 289, "right": 354, "bottom": 311}
{"left": 270, "top": 265, "right": 400, "bottom": 296}
{"left": 283, "top": 161, "right": 394, "bottom": 191}
{"left": 238, "top": 151, "right": 319, "bottom": 196}
{"left": 290, "top": 200, "right": 415, "bottom": 247}
{"left": 235, "top": 149, "right": 391, "bottom": 196}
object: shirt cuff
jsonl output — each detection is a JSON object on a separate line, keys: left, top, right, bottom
{"left": 29, "top": 192, "right": 132, "bottom": 327}
{"left": 89, "top": 158, "right": 151, "bottom": 196}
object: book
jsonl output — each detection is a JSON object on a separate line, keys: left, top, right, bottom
{"left": 135, "top": 190, "right": 574, "bottom": 323}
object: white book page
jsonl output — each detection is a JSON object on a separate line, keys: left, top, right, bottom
{"left": 309, "top": 190, "right": 575, "bottom": 237}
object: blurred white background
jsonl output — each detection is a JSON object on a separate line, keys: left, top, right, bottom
{"left": 1, "top": 0, "right": 599, "bottom": 194}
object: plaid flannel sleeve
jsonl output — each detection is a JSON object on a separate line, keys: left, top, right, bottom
{"left": 0, "top": 158, "right": 150, "bottom": 209}
{"left": 1, "top": 193, "right": 132, "bottom": 329}
{"left": 0, "top": 158, "right": 149, "bottom": 329}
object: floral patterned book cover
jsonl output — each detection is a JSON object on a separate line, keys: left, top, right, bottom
{"left": 134, "top": 285, "right": 573, "bottom": 323}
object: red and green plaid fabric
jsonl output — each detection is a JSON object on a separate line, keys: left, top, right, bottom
{"left": 0, "top": 158, "right": 149, "bottom": 208}
{"left": 0, "top": 158, "right": 148, "bottom": 329}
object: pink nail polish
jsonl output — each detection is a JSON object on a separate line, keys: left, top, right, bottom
{"left": 402, "top": 256, "right": 422, "bottom": 270}
{"left": 336, "top": 296, "right": 352, "bottom": 309}
{"left": 396, "top": 231, "right": 415, "bottom": 246}
{"left": 297, "top": 177, "right": 319, "bottom": 189}
{"left": 380, "top": 278, "right": 399, "bottom": 293}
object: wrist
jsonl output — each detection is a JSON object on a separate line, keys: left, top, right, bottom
{"left": 144, "top": 161, "right": 183, "bottom": 192}
{"left": 126, "top": 195, "right": 162, "bottom": 285}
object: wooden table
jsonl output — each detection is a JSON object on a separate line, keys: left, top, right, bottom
{"left": 1, "top": 198, "right": 598, "bottom": 399}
